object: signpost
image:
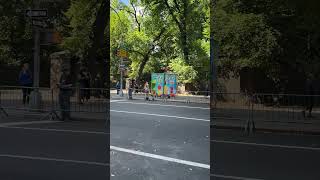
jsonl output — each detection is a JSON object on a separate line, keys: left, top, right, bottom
{"left": 32, "top": 19, "right": 48, "bottom": 28}
{"left": 25, "top": 9, "right": 48, "bottom": 18}
{"left": 116, "top": 45, "right": 129, "bottom": 97}
{"left": 26, "top": 5, "right": 48, "bottom": 110}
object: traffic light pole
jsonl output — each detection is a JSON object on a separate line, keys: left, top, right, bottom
{"left": 120, "top": 57, "right": 124, "bottom": 97}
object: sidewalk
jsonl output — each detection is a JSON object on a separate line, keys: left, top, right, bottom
{"left": 110, "top": 90, "right": 210, "bottom": 104}
{"left": 212, "top": 110, "right": 320, "bottom": 135}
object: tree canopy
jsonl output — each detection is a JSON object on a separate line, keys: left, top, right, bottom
{"left": 110, "top": 0, "right": 210, "bottom": 88}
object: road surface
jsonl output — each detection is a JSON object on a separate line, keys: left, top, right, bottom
{"left": 212, "top": 128, "right": 320, "bottom": 180}
{"left": 0, "top": 110, "right": 109, "bottom": 180}
{"left": 110, "top": 99, "right": 210, "bottom": 180}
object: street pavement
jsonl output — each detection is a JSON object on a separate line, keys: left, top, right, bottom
{"left": 212, "top": 128, "right": 320, "bottom": 180}
{"left": 0, "top": 98, "right": 210, "bottom": 180}
{"left": 0, "top": 110, "right": 109, "bottom": 180}
{"left": 2, "top": 94, "right": 318, "bottom": 180}
{"left": 110, "top": 99, "right": 210, "bottom": 180}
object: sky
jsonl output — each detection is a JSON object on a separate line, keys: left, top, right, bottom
{"left": 120, "top": 0, "right": 129, "bottom": 5}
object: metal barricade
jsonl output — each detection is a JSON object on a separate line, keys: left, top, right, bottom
{"left": 0, "top": 90, "right": 8, "bottom": 117}
{"left": 0, "top": 86, "right": 110, "bottom": 121}
{"left": 212, "top": 92, "right": 320, "bottom": 134}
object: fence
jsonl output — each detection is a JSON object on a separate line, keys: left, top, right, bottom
{"left": 0, "top": 86, "right": 110, "bottom": 121}
{"left": 2, "top": 86, "right": 318, "bottom": 133}
{"left": 212, "top": 92, "right": 320, "bottom": 133}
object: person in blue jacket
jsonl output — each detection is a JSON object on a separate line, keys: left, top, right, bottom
{"left": 18, "top": 63, "right": 33, "bottom": 105}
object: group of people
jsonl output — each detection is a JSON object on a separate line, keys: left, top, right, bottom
{"left": 78, "top": 67, "right": 105, "bottom": 103}
{"left": 115, "top": 80, "right": 151, "bottom": 100}
{"left": 18, "top": 63, "right": 105, "bottom": 121}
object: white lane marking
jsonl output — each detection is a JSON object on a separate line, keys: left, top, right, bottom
{"left": 110, "top": 100, "right": 126, "bottom": 102}
{"left": 110, "top": 146, "right": 210, "bottom": 169}
{"left": 211, "top": 174, "right": 264, "bottom": 180}
{"left": 0, "top": 154, "right": 108, "bottom": 166}
{"left": 212, "top": 140, "right": 320, "bottom": 151}
{"left": 111, "top": 110, "right": 210, "bottom": 122}
{"left": 0, "top": 120, "right": 62, "bottom": 127}
{"left": 0, "top": 126, "right": 109, "bottom": 135}
{"left": 111, "top": 101, "right": 209, "bottom": 110}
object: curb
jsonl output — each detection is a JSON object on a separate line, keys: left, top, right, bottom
{"left": 211, "top": 124, "right": 320, "bottom": 135}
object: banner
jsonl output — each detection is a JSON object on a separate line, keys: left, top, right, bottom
{"left": 151, "top": 73, "right": 177, "bottom": 97}
{"left": 151, "top": 73, "right": 165, "bottom": 96}
{"left": 164, "top": 74, "right": 177, "bottom": 97}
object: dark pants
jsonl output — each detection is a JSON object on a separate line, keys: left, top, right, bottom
{"left": 59, "top": 91, "right": 71, "bottom": 120}
{"left": 22, "top": 84, "right": 32, "bottom": 105}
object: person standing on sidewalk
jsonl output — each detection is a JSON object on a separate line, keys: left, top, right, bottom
{"left": 58, "top": 67, "right": 73, "bottom": 121}
{"left": 144, "top": 81, "right": 150, "bottom": 100}
{"left": 19, "top": 63, "right": 33, "bottom": 105}
{"left": 78, "top": 68, "right": 86, "bottom": 104}
{"left": 302, "top": 74, "right": 315, "bottom": 118}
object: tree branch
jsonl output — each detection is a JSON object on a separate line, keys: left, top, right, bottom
{"left": 129, "top": 49, "right": 144, "bottom": 56}
{"left": 130, "top": 1, "right": 141, "bottom": 31}
{"left": 164, "top": 0, "right": 182, "bottom": 29}
{"left": 173, "top": 0, "right": 181, "bottom": 13}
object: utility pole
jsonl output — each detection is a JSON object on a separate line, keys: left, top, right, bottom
{"left": 29, "top": 0, "right": 42, "bottom": 110}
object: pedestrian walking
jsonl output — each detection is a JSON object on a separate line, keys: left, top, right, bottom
{"left": 144, "top": 81, "right": 150, "bottom": 100}
{"left": 134, "top": 80, "right": 139, "bottom": 94}
{"left": 84, "top": 69, "right": 91, "bottom": 102}
{"left": 116, "top": 81, "right": 120, "bottom": 95}
{"left": 18, "top": 63, "right": 33, "bottom": 105}
{"left": 58, "top": 67, "right": 73, "bottom": 121}
{"left": 302, "top": 75, "right": 315, "bottom": 118}
{"left": 128, "top": 79, "right": 133, "bottom": 100}
{"left": 78, "top": 68, "right": 86, "bottom": 104}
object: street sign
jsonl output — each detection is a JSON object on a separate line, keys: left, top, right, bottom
{"left": 117, "top": 49, "right": 128, "bottom": 58}
{"left": 40, "top": 30, "right": 62, "bottom": 45}
{"left": 32, "top": 19, "right": 48, "bottom": 28}
{"left": 25, "top": 9, "right": 48, "bottom": 18}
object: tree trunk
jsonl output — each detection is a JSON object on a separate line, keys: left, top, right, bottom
{"left": 136, "top": 54, "right": 150, "bottom": 86}
{"left": 88, "top": 0, "right": 109, "bottom": 84}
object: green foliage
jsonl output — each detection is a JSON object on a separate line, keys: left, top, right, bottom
{"left": 213, "top": 0, "right": 279, "bottom": 78}
{"left": 109, "top": 0, "right": 209, "bottom": 88}
{"left": 62, "top": 0, "right": 98, "bottom": 59}
{"left": 169, "top": 58, "right": 197, "bottom": 83}
{"left": 0, "top": 0, "right": 33, "bottom": 65}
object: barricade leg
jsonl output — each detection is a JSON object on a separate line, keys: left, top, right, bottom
{"left": 41, "top": 89, "right": 61, "bottom": 121}
{"left": 0, "top": 106, "right": 8, "bottom": 117}
{"left": 41, "top": 111, "right": 61, "bottom": 121}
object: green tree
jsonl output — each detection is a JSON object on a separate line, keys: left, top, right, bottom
{"left": 212, "top": 0, "right": 279, "bottom": 79}
{"left": 62, "top": 0, "right": 110, "bottom": 85}
{"left": 0, "top": 0, "right": 33, "bottom": 65}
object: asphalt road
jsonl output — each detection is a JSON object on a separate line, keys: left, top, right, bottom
{"left": 212, "top": 128, "right": 320, "bottom": 180}
{"left": 3, "top": 97, "right": 317, "bottom": 180}
{"left": 110, "top": 99, "right": 210, "bottom": 180}
{"left": 0, "top": 111, "right": 109, "bottom": 180}
{"left": 0, "top": 98, "right": 210, "bottom": 180}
